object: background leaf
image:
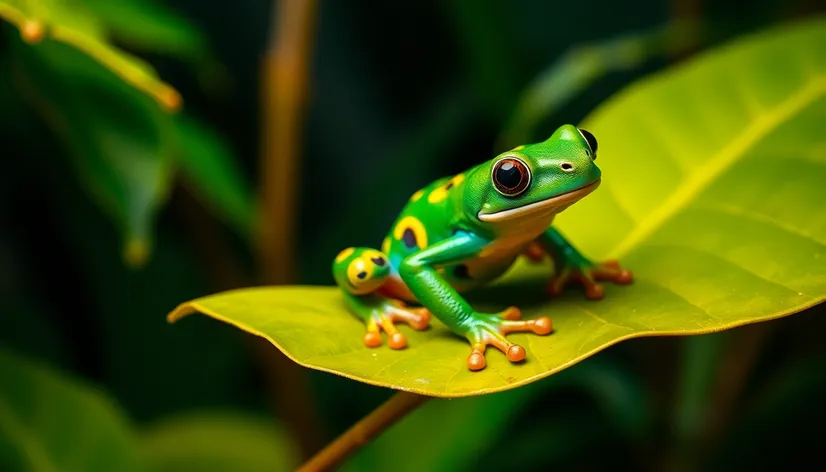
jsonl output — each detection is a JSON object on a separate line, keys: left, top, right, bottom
{"left": 168, "top": 15, "right": 826, "bottom": 398}
{"left": 345, "top": 356, "right": 649, "bottom": 472}
{"left": 14, "top": 36, "right": 176, "bottom": 266}
{"left": 0, "top": 349, "right": 144, "bottom": 472}
{"left": 0, "top": 0, "right": 180, "bottom": 109}
{"left": 82, "top": 0, "right": 208, "bottom": 62}
{"left": 174, "top": 114, "right": 257, "bottom": 242}
{"left": 139, "top": 411, "right": 299, "bottom": 472}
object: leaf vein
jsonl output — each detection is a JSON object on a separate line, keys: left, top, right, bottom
{"left": 608, "top": 75, "right": 826, "bottom": 259}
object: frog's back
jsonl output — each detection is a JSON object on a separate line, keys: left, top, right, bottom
{"left": 381, "top": 174, "right": 463, "bottom": 270}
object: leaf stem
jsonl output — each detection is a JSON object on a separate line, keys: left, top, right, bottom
{"left": 297, "top": 392, "right": 431, "bottom": 472}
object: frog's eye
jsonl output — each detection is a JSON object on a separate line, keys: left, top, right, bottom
{"left": 578, "top": 128, "right": 598, "bottom": 160}
{"left": 492, "top": 157, "right": 531, "bottom": 197}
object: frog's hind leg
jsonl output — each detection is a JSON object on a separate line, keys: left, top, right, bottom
{"left": 346, "top": 295, "right": 431, "bottom": 349}
{"left": 333, "top": 247, "right": 431, "bottom": 349}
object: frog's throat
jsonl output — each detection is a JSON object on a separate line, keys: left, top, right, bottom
{"left": 477, "top": 179, "right": 601, "bottom": 222}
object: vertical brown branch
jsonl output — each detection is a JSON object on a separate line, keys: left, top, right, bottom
{"left": 259, "top": 0, "right": 317, "bottom": 284}
{"left": 257, "top": 0, "right": 324, "bottom": 460}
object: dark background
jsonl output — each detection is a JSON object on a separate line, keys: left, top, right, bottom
{"left": 1, "top": 0, "right": 824, "bottom": 470}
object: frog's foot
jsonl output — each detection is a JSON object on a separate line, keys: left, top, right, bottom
{"left": 522, "top": 242, "right": 546, "bottom": 263}
{"left": 547, "top": 260, "right": 633, "bottom": 300}
{"left": 363, "top": 302, "right": 432, "bottom": 350}
{"left": 465, "top": 307, "right": 553, "bottom": 371}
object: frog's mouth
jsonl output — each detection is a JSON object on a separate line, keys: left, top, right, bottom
{"left": 477, "top": 179, "right": 601, "bottom": 222}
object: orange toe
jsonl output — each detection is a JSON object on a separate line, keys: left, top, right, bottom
{"left": 364, "top": 332, "right": 382, "bottom": 348}
{"left": 388, "top": 332, "right": 407, "bottom": 349}
{"left": 507, "top": 345, "right": 526, "bottom": 363}
{"left": 532, "top": 316, "right": 553, "bottom": 335}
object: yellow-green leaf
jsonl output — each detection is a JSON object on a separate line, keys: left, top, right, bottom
{"left": 0, "top": 0, "right": 180, "bottom": 109}
{"left": 140, "top": 411, "right": 299, "bottom": 472}
{"left": 0, "top": 349, "right": 144, "bottom": 472}
{"left": 168, "top": 16, "right": 826, "bottom": 397}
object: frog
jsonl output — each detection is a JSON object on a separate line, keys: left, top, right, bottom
{"left": 332, "top": 124, "right": 633, "bottom": 371}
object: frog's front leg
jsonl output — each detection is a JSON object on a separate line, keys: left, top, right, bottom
{"left": 537, "top": 227, "right": 633, "bottom": 300}
{"left": 333, "top": 247, "right": 431, "bottom": 349}
{"left": 399, "top": 232, "right": 552, "bottom": 371}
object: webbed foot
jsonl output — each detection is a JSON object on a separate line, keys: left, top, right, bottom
{"left": 363, "top": 300, "right": 431, "bottom": 350}
{"left": 464, "top": 307, "right": 553, "bottom": 371}
{"left": 547, "top": 260, "right": 633, "bottom": 300}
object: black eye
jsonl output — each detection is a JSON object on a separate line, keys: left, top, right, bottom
{"left": 357, "top": 271, "right": 367, "bottom": 279}
{"left": 492, "top": 157, "right": 531, "bottom": 197}
{"left": 371, "top": 256, "right": 385, "bottom": 267}
{"left": 578, "top": 128, "right": 598, "bottom": 160}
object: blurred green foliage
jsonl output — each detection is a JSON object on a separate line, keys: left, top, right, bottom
{"left": 1, "top": 1, "right": 824, "bottom": 471}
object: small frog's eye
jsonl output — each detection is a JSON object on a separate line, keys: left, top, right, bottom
{"left": 371, "top": 256, "right": 386, "bottom": 267}
{"left": 578, "top": 128, "right": 598, "bottom": 160}
{"left": 346, "top": 258, "right": 374, "bottom": 287}
{"left": 492, "top": 157, "right": 531, "bottom": 197}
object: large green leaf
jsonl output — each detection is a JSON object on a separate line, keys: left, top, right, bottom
{"left": 168, "top": 17, "right": 826, "bottom": 397}
{"left": 0, "top": 0, "right": 181, "bottom": 109}
{"left": 0, "top": 349, "right": 144, "bottom": 472}
{"left": 140, "top": 411, "right": 298, "bottom": 472}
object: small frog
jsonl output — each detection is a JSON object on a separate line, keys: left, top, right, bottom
{"left": 332, "top": 125, "right": 632, "bottom": 371}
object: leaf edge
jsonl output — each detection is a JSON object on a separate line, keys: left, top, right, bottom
{"left": 167, "top": 288, "right": 825, "bottom": 398}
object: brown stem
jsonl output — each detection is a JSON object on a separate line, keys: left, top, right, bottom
{"left": 259, "top": 0, "right": 317, "bottom": 284}
{"left": 256, "top": 0, "right": 324, "bottom": 460}
{"left": 297, "top": 392, "right": 430, "bottom": 472}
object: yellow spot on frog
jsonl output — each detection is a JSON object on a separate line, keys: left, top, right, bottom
{"left": 410, "top": 188, "right": 425, "bottom": 202}
{"left": 512, "top": 145, "right": 525, "bottom": 151}
{"left": 427, "top": 174, "right": 465, "bottom": 204}
{"left": 393, "top": 216, "right": 428, "bottom": 249}
{"left": 335, "top": 247, "right": 355, "bottom": 263}
{"left": 381, "top": 237, "right": 391, "bottom": 254}
{"left": 363, "top": 249, "right": 385, "bottom": 262}
{"left": 346, "top": 257, "right": 375, "bottom": 291}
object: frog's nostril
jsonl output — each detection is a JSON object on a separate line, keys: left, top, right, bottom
{"left": 371, "top": 256, "right": 386, "bottom": 267}
{"left": 560, "top": 162, "right": 575, "bottom": 172}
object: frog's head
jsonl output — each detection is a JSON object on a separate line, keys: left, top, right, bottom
{"left": 332, "top": 247, "right": 390, "bottom": 295}
{"left": 467, "top": 124, "right": 601, "bottom": 225}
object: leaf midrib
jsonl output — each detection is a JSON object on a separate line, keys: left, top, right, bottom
{"left": 608, "top": 75, "right": 826, "bottom": 259}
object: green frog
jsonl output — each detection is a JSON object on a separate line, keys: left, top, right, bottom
{"left": 332, "top": 125, "right": 632, "bottom": 371}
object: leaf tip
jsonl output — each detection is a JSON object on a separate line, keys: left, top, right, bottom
{"left": 167, "top": 303, "right": 198, "bottom": 323}
{"left": 20, "top": 20, "right": 44, "bottom": 44}
{"left": 124, "top": 239, "right": 150, "bottom": 268}
{"left": 159, "top": 87, "right": 182, "bottom": 112}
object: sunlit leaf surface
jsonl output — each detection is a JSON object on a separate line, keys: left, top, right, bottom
{"left": 0, "top": 350, "right": 143, "bottom": 472}
{"left": 169, "top": 17, "right": 826, "bottom": 397}
{"left": 0, "top": 0, "right": 181, "bottom": 109}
